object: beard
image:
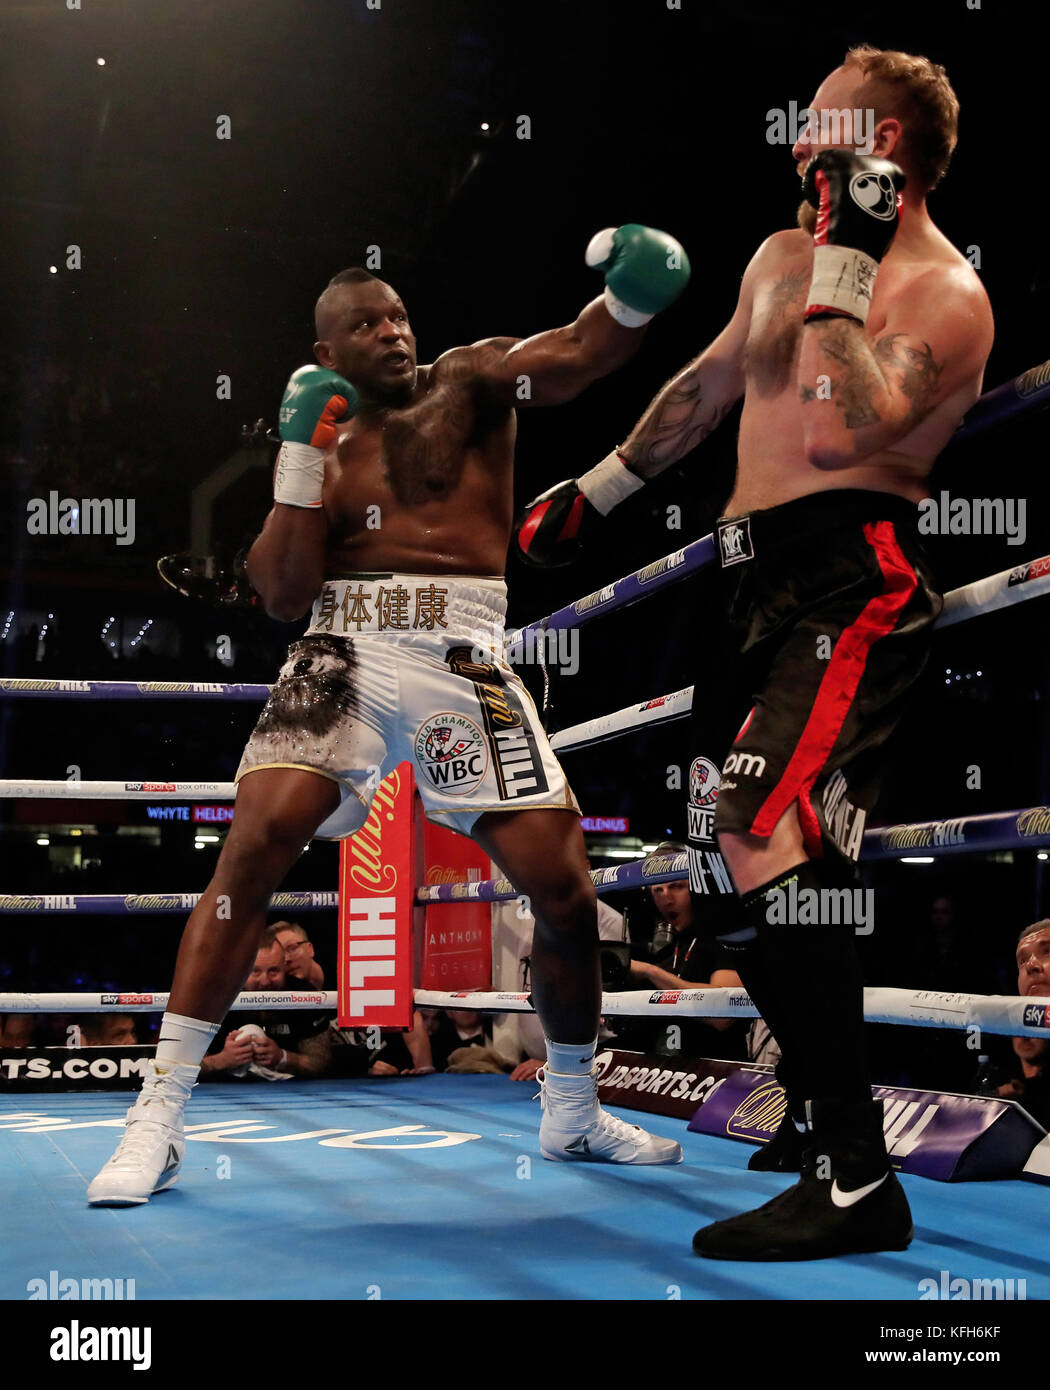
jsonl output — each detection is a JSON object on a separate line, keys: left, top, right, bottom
{"left": 352, "top": 368, "right": 417, "bottom": 410}
{"left": 797, "top": 199, "right": 817, "bottom": 236}
{"left": 373, "top": 373, "right": 417, "bottom": 407}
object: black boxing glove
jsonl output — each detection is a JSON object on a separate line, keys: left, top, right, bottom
{"left": 515, "top": 480, "right": 588, "bottom": 567}
{"left": 515, "top": 450, "right": 645, "bottom": 567}
{"left": 802, "top": 150, "right": 906, "bottom": 325}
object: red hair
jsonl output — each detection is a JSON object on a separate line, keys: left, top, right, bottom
{"left": 844, "top": 45, "right": 959, "bottom": 192}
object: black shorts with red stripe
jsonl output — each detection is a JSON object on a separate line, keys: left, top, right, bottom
{"left": 691, "top": 488, "right": 942, "bottom": 871}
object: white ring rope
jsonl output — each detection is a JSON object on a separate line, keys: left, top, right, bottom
{"left": 0, "top": 780, "right": 236, "bottom": 800}
{"left": 936, "top": 556, "right": 1050, "bottom": 629}
{"left": 4, "top": 986, "right": 1047, "bottom": 1039}
{"left": 0, "top": 990, "right": 335, "bottom": 1013}
{"left": 420, "top": 986, "right": 1050, "bottom": 1037}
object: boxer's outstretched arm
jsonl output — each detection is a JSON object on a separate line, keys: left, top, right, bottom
{"left": 618, "top": 325, "right": 747, "bottom": 479}
{"left": 615, "top": 247, "right": 758, "bottom": 479}
{"left": 245, "top": 503, "right": 328, "bottom": 622}
{"left": 435, "top": 294, "right": 646, "bottom": 408}
{"left": 514, "top": 250, "right": 755, "bottom": 561}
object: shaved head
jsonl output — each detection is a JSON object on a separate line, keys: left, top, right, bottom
{"left": 314, "top": 266, "right": 384, "bottom": 338}
{"left": 313, "top": 269, "right": 417, "bottom": 405}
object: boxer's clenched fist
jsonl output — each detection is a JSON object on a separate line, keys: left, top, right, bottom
{"left": 515, "top": 448, "right": 645, "bottom": 567}
{"left": 585, "top": 223, "right": 692, "bottom": 327}
{"left": 802, "top": 150, "right": 906, "bottom": 325}
{"left": 273, "top": 365, "right": 358, "bottom": 509}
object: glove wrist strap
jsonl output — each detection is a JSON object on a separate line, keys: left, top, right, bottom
{"left": 805, "top": 244, "right": 878, "bottom": 326}
{"left": 578, "top": 449, "right": 646, "bottom": 516}
{"left": 274, "top": 440, "right": 326, "bottom": 509}
{"left": 603, "top": 285, "right": 653, "bottom": 328}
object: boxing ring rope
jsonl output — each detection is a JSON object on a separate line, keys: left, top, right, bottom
{"left": 3, "top": 984, "right": 1050, "bottom": 1038}
{"left": 0, "top": 351, "right": 1043, "bottom": 724}
{"left": 0, "top": 543, "right": 1042, "bottom": 725}
{"left": 1, "top": 804, "right": 1049, "bottom": 920}
{"left": 0, "top": 681, "right": 271, "bottom": 701}
{"left": 0, "top": 991, "right": 336, "bottom": 1013}
{"left": 2, "top": 805, "right": 1049, "bottom": 919}
{"left": 946, "top": 355, "right": 1050, "bottom": 442}
{"left": 415, "top": 987, "right": 1050, "bottom": 1037}
{"left": 0, "top": 891, "right": 339, "bottom": 914}
{"left": 0, "top": 780, "right": 238, "bottom": 799}
{"left": 412, "top": 813, "right": 1050, "bottom": 910}
{"left": 0, "top": 351, "right": 1047, "bottom": 709}
{"left": 506, "top": 526, "right": 1050, "bottom": 655}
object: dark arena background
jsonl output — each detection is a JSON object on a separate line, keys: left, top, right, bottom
{"left": 0, "top": 0, "right": 1048, "bottom": 1346}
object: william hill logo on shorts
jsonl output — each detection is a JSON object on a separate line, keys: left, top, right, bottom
{"left": 415, "top": 714, "right": 488, "bottom": 796}
{"left": 445, "top": 647, "right": 550, "bottom": 801}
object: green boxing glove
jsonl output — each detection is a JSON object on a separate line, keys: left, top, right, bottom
{"left": 274, "top": 365, "right": 359, "bottom": 509}
{"left": 585, "top": 223, "right": 692, "bottom": 327}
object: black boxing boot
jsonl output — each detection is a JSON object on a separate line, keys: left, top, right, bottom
{"left": 694, "top": 1096, "right": 912, "bottom": 1261}
{"left": 748, "top": 1095, "right": 806, "bottom": 1173}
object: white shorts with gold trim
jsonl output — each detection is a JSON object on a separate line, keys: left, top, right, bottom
{"left": 235, "top": 574, "right": 579, "bottom": 839}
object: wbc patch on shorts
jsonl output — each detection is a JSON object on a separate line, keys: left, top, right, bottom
{"left": 413, "top": 712, "right": 490, "bottom": 797}
{"left": 434, "top": 647, "right": 550, "bottom": 802}
{"left": 686, "top": 755, "right": 734, "bottom": 897}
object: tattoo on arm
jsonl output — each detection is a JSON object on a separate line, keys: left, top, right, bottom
{"left": 800, "top": 322, "right": 945, "bottom": 433}
{"left": 622, "top": 364, "right": 732, "bottom": 477}
{"left": 873, "top": 333, "right": 944, "bottom": 424}
{"left": 801, "top": 319, "right": 883, "bottom": 429}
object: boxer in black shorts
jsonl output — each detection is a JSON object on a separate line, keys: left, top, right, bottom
{"left": 709, "top": 489, "right": 940, "bottom": 865}
{"left": 518, "top": 47, "right": 994, "bottom": 1259}
{"left": 681, "top": 488, "right": 941, "bottom": 1240}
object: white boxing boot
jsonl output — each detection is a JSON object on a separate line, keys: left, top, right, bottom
{"left": 87, "top": 1060, "right": 198, "bottom": 1206}
{"left": 538, "top": 1067, "right": 683, "bottom": 1164}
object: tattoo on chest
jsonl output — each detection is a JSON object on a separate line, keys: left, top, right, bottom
{"left": 381, "top": 381, "right": 475, "bottom": 505}
{"left": 745, "top": 269, "right": 809, "bottom": 395}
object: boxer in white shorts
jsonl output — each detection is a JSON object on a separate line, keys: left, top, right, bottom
{"left": 88, "top": 227, "right": 691, "bottom": 1207}
{"left": 236, "top": 574, "right": 577, "bottom": 837}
